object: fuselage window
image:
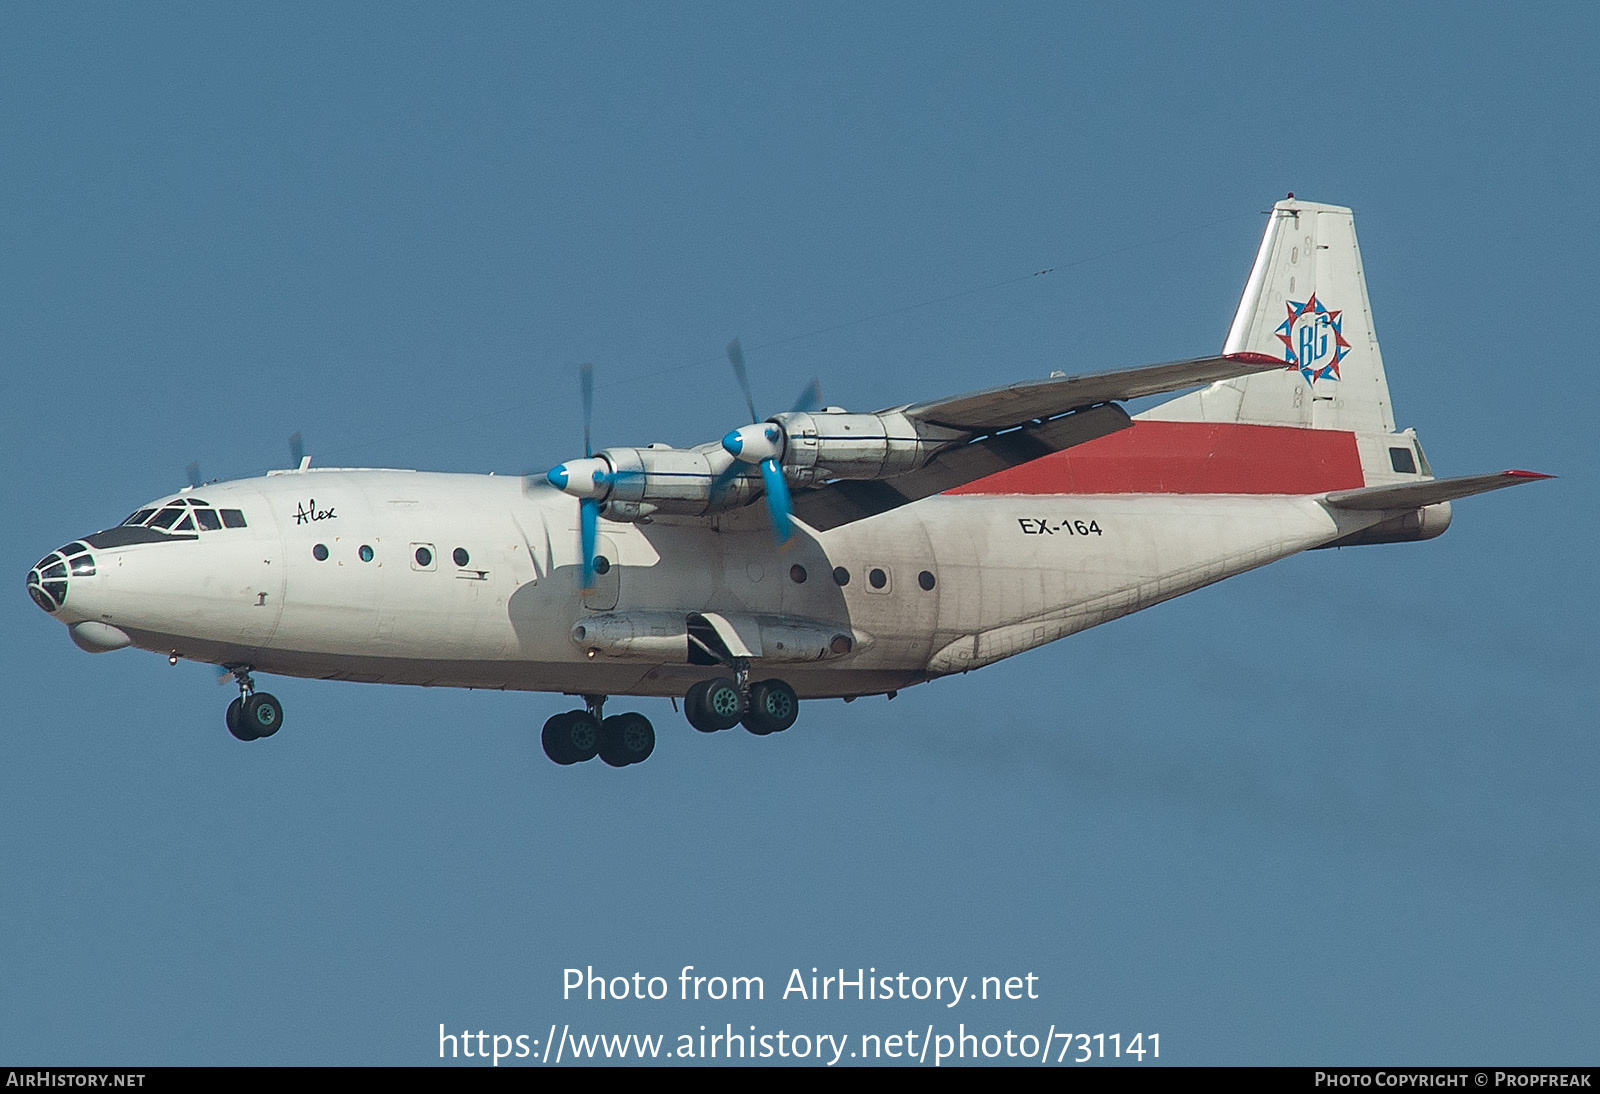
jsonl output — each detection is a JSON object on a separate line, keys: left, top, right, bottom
{"left": 1389, "top": 447, "right": 1417, "bottom": 474}
{"left": 593, "top": 555, "right": 611, "bottom": 575}
{"left": 790, "top": 564, "right": 807, "bottom": 584}
{"left": 832, "top": 566, "right": 850, "bottom": 586}
{"left": 415, "top": 546, "right": 434, "bottom": 568}
{"left": 195, "top": 509, "right": 222, "bottom": 531}
{"left": 918, "top": 570, "right": 936, "bottom": 591}
{"left": 312, "top": 544, "right": 329, "bottom": 562}
{"left": 868, "top": 567, "right": 888, "bottom": 590}
{"left": 453, "top": 547, "right": 470, "bottom": 567}
{"left": 359, "top": 545, "right": 375, "bottom": 563}
{"left": 220, "top": 510, "right": 246, "bottom": 528}
{"left": 149, "top": 508, "right": 182, "bottom": 529}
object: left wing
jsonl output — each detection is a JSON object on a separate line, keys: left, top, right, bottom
{"left": 900, "top": 352, "right": 1282, "bottom": 431}
{"left": 791, "top": 352, "right": 1284, "bottom": 530}
{"left": 792, "top": 403, "right": 1131, "bottom": 531}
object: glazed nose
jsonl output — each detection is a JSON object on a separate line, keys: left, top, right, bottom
{"left": 28, "top": 541, "right": 96, "bottom": 614}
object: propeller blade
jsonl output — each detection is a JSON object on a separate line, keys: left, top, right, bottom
{"left": 580, "top": 497, "right": 599, "bottom": 590}
{"left": 580, "top": 362, "right": 594, "bottom": 458}
{"left": 789, "top": 378, "right": 823, "bottom": 415}
{"left": 759, "top": 458, "right": 793, "bottom": 544}
{"left": 289, "top": 431, "right": 306, "bottom": 468}
{"left": 185, "top": 461, "right": 202, "bottom": 489}
{"left": 708, "top": 458, "right": 750, "bottom": 504}
{"left": 726, "top": 338, "right": 758, "bottom": 423}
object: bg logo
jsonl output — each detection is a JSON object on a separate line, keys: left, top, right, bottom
{"left": 1276, "top": 294, "right": 1350, "bottom": 385}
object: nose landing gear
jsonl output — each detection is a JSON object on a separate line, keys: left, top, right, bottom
{"left": 223, "top": 665, "right": 283, "bottom": 742}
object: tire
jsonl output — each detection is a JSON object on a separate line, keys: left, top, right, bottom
{"left": 226, "top": 697, "right": 258, "bottom": 742}
{"left": 241, "top": 693, "right": 283, "bottom": 738}
{"left": 697, "top": 677, "right": 744, "bottom": 732}
{"left": 542, "top": 710, "right": 601, "bottom": 764}
{"left": 742, "top": 679, "right": 799, "bottom": 736}
{"left": 542, "top": 712, "right": 579, "bottom": 764}
{"left": 684, "top": 681, "right": 719, "bottom": 733}
{"left": 599, "top": 713, "right": 655, "bottom": 767}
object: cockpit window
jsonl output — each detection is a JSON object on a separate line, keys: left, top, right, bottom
{"left": 106, "top": 503, "right": 244, "bottom": 539}
{"left": 69, "top": 555, "right": 95, "bottom": 576}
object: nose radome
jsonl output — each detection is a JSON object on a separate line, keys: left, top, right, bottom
{"left": 69, "top": 621, "right": 131, "bottom": 652}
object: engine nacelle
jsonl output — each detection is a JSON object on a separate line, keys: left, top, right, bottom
{"left": 770, "top": 409, "right": 945, "bottom": 484}
{"left": 598, "top": 444, "right": 759, "bottom": 518}
{"left": 548, "top": 409, "right": 966, "bottom": 521}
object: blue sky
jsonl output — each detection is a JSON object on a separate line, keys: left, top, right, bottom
{"left": 3, "top": 2, "right": 1595, "bottom": 1065}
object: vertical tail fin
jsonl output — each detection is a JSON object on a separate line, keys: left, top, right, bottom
{"left": 1151, "top": 197, "right": 1396, "bottom": 433}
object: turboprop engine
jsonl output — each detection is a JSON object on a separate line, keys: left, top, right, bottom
{"left": 547, "top": 406, "right": 959, "bottom": 522}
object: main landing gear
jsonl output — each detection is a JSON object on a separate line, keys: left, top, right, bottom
{"left": 539, "top": 670, "right": 802, "bottom": 767}
{"left": 684, "top": 667, "right": 800, "bottom": 737}
{"left": 542, "top": 695, "right": 656, "bottom": 767}
{"left": 223, "top": 665, "right": 283, "bottom": 742}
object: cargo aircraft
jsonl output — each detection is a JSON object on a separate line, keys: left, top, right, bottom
{"left": 27, "top": 198, "right": 1550, "bottom": 767}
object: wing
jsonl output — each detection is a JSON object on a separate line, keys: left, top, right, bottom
{"left": 899, "top": 352, "right": 1283, "bottom": 431}
{"left": 791, "top": 352, "right": 1283, "bottom": 531}
{"left": 792, "top": 403, "right": 1131, "bottom": 531}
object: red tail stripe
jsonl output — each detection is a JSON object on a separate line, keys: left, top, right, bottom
{"left": 947, "top": 420, "right": 1366, "bottom": 496}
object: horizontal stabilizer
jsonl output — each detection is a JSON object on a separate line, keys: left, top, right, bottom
{"left": 902, "top": 352, "right": 1285, "bottom": 431}
{"left": 1325, "top": 470, "right": 1553, "bottom": 511}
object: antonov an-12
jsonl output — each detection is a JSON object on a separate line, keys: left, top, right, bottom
{"left": 27, "top": 198, "right": 1549, "bottom": 767}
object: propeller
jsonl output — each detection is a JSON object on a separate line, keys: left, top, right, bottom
{"left": 545, "top": 363, "right": 611, "bottom": 591}
{"left": 289, "top": 431, "right": 307, "bottom": 469}
{"left": 717, "top": 338, "right": 821, "bottom": 545}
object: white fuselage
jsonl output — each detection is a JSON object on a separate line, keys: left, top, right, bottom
{"left": 41, "top": 466, "right": 1380, "bottom": 699}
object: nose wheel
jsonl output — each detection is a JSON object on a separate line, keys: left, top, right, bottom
{"left": 223, "top": 666, "right": 283, "bottom": 742}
